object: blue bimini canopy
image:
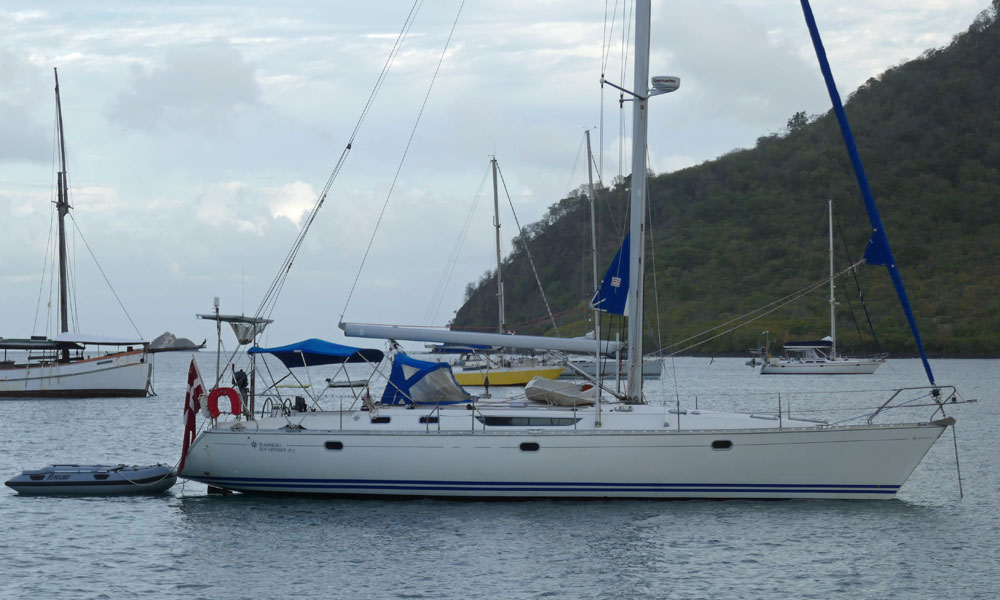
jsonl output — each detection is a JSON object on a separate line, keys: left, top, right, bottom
{"left": 249, "top": 338, "right": 384, "bottom": 369}
{"left": 380, "top": 353, "right": 472, "bottom": 406}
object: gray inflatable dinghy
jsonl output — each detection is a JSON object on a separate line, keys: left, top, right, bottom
{"left": 5, "top": 464, "right": 177, "bottom": 495}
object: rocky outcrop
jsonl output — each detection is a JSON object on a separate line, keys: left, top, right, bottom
{"left": 149, "top": 332, "right": 205, "bottom": 352}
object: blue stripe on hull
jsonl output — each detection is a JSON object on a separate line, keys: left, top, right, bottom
{"left": 188, "top": 476, "right": 899, "bottom": 496}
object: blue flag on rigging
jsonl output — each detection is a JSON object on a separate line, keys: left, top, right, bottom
{"left": 590, "top": 233, "right": 629, "bottom": 315}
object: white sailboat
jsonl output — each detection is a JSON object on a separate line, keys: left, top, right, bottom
{"left": 0, "top": 69, "right": 151, "bottom": 398}
{"left": 449, "top": 157, "right": 565, "bottom": 386}
{"left": 761, "top": 200, "right": 887, "bottom": 375}
{"left": 178, "top": 1, "right": 963, "bottom": 499}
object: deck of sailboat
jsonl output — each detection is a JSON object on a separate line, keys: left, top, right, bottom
{"left": 203, "top": 401, "right": 941, "bottom": 434}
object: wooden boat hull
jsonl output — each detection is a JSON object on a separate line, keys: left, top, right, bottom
{"left": 0, "top": 350, "right": 151, "bottom": 398}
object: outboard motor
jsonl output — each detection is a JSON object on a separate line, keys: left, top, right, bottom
{"left": 293, "top": 396, "right": 307, "bottom": 413}
{"left": 232, "top": 368, "right": 249, "bottom": 404}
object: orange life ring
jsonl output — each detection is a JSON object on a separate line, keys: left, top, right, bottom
{"left": 207, "top": 387, "right": 242, "bottom": 418}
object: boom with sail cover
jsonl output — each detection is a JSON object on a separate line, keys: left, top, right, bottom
{"left": 339, "top": 322, "right": 622, "bottom": 355}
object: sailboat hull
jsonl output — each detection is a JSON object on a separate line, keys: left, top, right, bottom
{"left": 760, "top": 358, "right": 884, "bottom": 375}
{"left": 181, "top": 412, "right": 948, "bottom": 500}
{"left": 453, "top": 366, "right": 564, "bottom": 386}
{"left": 0, "top": 350, "right": 151, "bottom": 398}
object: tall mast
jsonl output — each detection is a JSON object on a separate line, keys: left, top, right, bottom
{"left": 491, "top": 157, "right": 505, "bottom": 334}
{"left": 828, "top": 199, "right": 837, "bottom": 359}
{"left": 585, "top": 129, "right": 602, "bottom": 424}
{"left": 54, "top": 68, "right": 71, "bottom": 343}
{"left": 625, "top": 1, "right": 651, "bottom": 403}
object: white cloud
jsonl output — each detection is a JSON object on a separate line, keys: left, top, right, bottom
{"left": 268, "top": 181, "right": 318, "bottom": 226}
{"left": 108, "top": 38, "right": 261, "bottom": 133}
{"left": 0, "top": 48, "right": 50, "bottom": 163}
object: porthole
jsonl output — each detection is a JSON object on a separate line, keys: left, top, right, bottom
{"left": 711, "top": 440, "right": 733, "bottom": 450}
{"left": 324, "top": 441, "right": 344, "bottom": 450}
{"left": 419, "top": 416, "right": 439, "bottom": 424}
{"left": 519, "top": 442, "right": 540, "bottom": 452}
{"left": 93, "top": 473, "right": 110, "bottom": 480}
{"left": 371, "top": 416, "right": 391, "bottom": 424}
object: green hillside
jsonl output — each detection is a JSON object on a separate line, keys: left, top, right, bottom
{"left": 452, "top": 6, "right": 1000, "bottom": 357}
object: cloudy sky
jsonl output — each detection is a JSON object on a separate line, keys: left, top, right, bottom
{"left": 0, "top": 0, "right": 989, "bottom": 348}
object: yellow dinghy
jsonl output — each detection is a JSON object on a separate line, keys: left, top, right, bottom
{"left": 453, "top": 365, "right": 564, "bottom": 387}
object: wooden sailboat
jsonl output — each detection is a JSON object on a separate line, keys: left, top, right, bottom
{"left": 0, "top": 69, "right": 151, "bottom": 398}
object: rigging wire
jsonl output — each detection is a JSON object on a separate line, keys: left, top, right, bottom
{"left": 33, "top": 203, "right": 56, "bottom": 336}
{"left": 423, "top": 161, "right": 492, "bottom": 325}
{"left": 339, "top": 0, "right": 466, "bottom": 323}
{"left": 35, "top": 112, "right": 62, "bottom": 336}
{"left": 653, "top": 260, "right": 867, "bottom": 357}
{"left": 618, "top": 0, "right": 634, "bottom": 184}
{"left": 495, "top": 162, "right": 561, "bottom": 335}
{"left": 67, "top": 213, "right": 144, "bottom": 338}
{"left": 68, "top": 215, "right": 80, "bottom": 331}
{"left": 601, "top": 0, "right": 617, "bottom": 74}
{"left": 643, "top": 158, "right": 664, "bottom": 356}
{"left": 836, "top": 209, "right": 883, "bottom": 352}
{"left": 252, "top": 0, "right": 426, "bottom": 325}
{"left": 564, "top": 131, "right": 587, "bottom": 199}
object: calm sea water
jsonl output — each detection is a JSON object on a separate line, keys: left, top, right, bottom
{"left": 1, "top": 352, "right": 996, "bottom": 599}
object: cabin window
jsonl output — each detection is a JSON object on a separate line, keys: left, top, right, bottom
{"left": 419, "top": 416, "right": 439, "bottom": 424}
{"left": 711, "top": 440, "right": 733, "bottom": 450}
{"left": 519, "top": 442, "right": 540, "bottom": 452}
{"left": 476, "top": 416, "right": 580, "bottom": 427}
{"left": 371, "top": 416, "right": 391, "bottom": 424}
{"left": 93, "top": 473, "right": 110, "bottom": 480}
{"left": 324, "top": 441, "right": 344, "bottom": 450}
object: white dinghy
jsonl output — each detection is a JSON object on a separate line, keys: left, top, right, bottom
{"left": 524, "top": 377, "right": 596, "bottom": 407}
{"left": 5, "top": 464, "right": 176, "bottom": 496}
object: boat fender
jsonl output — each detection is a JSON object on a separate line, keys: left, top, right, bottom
{"left": 207, "top": 387, "right": 242, "bottom": 418}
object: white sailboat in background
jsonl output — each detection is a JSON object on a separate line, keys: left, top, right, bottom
{"left": 448, "top": 157, "right": 565, "bottom": 386}
{"left": 0, "top": 69, "right": 150, "bottom": 398}
{"left": 761, "top": 200, "right": 887, "bottom": 375}
{"left": 178, "top": 1, "right": 966, "bottom": 499}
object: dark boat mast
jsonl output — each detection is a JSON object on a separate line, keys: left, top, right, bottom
{"left": 54, "top": 68, "right": 71, "bottom": 360}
